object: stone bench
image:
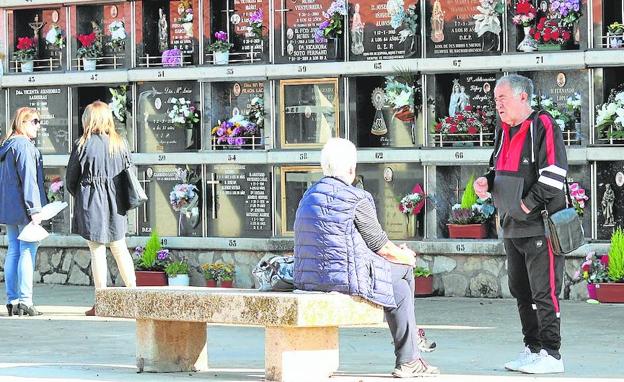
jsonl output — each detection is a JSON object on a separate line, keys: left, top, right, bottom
{"left": 95, "top": 287, "right": 384, "bottom": 382}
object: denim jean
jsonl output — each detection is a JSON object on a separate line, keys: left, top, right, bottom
{"left": 4, "top": 225, "right": 39, "bottom": 306}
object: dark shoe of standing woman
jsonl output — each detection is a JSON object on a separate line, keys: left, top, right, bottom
{"left": 6, "top": 304, "right": 18, "bottom": 316}
{"left": 85, "top": 305, "right": 96, "bottom": 316}
{"left": 17, "top": 303, "right": 43, "bottom": 316}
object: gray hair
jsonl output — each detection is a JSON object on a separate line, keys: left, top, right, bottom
{"left": 495, "top": 74, "right": 534, "bottom": 104}
{"left": 320, "top": 138, "right": 357, "bottom": 178}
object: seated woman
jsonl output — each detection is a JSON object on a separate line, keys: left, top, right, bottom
{"left": 293, "top": 138, "right": 439, "bottom": 378}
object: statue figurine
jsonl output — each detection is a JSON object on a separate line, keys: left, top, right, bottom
{"left": 431, "top": 0, "right": 445, "bottom": 43}
{"left": 350, "top": 3, "right": 365, "bottom": 55}
{"left": 158, "top": 8, "right": 169, "bottom": 53}
{"left": 448, "top": 80, "right": 461, "bottom": 117}
{"left": 602, "top": 183, "right": 616, "bottom": 226}
{"left": 457, "top": 86, "right": 470, "bottom": 113}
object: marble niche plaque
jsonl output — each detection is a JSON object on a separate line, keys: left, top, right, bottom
{"left": 524, "top": 70, "right": 589, "bottom": 145}
{"left": 596, "top": 161, "right": 624, "bottom": 239}
{"left": 279, "top": 166, "right": 324, "bottom": 235}
{"left": 169, "top": 0, "right": 197, "bottom": 63}
{"left": 274, "top": 0, "right": 337, "bottom": 63}
{"left": 9, "top": 87, "right": 69, "bottom": 154}
{"left": 349, "top": 0, "right": 421, "bottom": 61}
{"left": 425, "top": 0, "right": 502, "bottom": 57}
{"left": 137, "top": 164, "right": 203, "bottom": 237}
{"left": 205, "top": 164, "right": 272, "bottom": 238}
{"left": 279, "top": 78, "right": 340, "bottom": 148}
{"left": 137, "top": 82, "right": 200, "bottom": 152}
{"left": 211, "top": 0, "right": 269, "bottom": 63}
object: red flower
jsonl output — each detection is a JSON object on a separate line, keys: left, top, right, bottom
{"left": 449, "top": 126, "right": 458, "bottom": 134}
{"left": 467, "top": 126, "right": 478, "bottom": 135}
{"left": 551, "top": 31, "right": 560, "bottom": 40}
{"left": 78, "top": 32, "right": 96, "bottom": 47}
{"left": 516, "top": 1, "right": 535, "bottom": 15}
{"left": 435, "top": 122, "right": 442, "bottom": 132}
{"left": 456, "top": 114, "right": 465, "bottom": 121}
{"left": 534, "top": 32, "right": 541, "bottom": 40}
{"left": 600, "top": 255, "right": 609, "bottom": 267}
{"left": 464, "top": 105, "right": 473, "bottom": 112}
{"left": 582, "top": 263, "right": 590, "bottom": 272}
{"left": 16, "top": 37, "right": 34, "bottom": 50}
{"left": 445, "top": 116, "right": 452, "bottom": 123}
{"left": 562, "top": 31, "right": 571, "bottom": 41}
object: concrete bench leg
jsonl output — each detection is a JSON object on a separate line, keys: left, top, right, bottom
{"left": 265, "top": 326, "right": 339, "bottom": 382}
{"left": 136, "top": 319, "right": 208, "bottom": 373}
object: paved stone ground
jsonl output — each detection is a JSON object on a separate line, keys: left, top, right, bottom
{"left": 0, "top": 283, "right": 622, "bottom": 381}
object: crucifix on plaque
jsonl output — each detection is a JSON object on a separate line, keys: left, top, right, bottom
{"left": 275, "top": 0, "right": 291, "bottom": 56}
{"left": 220, "top": 1, "right": 235, "bottom": 41}
{"left": 29, "top": 15, "right": 46, "bottom": 55}
{"left": 206, "top": 173, "right": 220, "bottom": 219}
{"left": 137, "top": 171, "right": 152, "bottom": 223}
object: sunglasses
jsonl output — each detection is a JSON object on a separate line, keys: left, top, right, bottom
{"left": 30, "top": 119, "right": 41, "bottom": 125}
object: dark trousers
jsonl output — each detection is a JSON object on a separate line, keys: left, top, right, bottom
{"left": 505, "top": 235, "right": 564, "bottom": 357}
{"left": 384, "top": 263, "right": 420, "bottom": 366}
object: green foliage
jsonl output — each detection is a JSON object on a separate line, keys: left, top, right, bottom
{"left": 608, "top": 228, "right": 624, "bottom": 282}
{"left": 201, "top": 263, "right": 235, "bottom": 281}
{"left": 165, "top": 260, "right": 189, "bottom": 277}
{"left": 414, "top": 266, "right": 432, "bottom": 278}
{"left": 461, "top": 175, "right": 478, "bottom": 209}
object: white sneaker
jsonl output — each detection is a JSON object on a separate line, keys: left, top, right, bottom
{"left": 504, "top": 346, "right": 539, "bottom": 371}
{"left": 518, "top": 349, "right": 564, "bottom": 374}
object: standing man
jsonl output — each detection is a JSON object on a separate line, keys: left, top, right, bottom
{"left": 474, "top": 74, "right": 567, "bottom": 374}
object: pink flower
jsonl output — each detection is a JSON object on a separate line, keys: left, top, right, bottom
{"left": 600, "top": 255, "right": 609, "bottom": 267}
{"left": 569, "top": 182, "right": 579, "bottom": 192}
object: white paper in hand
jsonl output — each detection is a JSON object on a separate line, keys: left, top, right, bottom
{"left": 38, "top": 201, "right": 68, "bottom": 221}
{"left": 18, "top": 223, "right": 49, "bottom": 242}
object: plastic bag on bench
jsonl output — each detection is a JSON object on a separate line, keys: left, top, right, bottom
{"left": 252, "top": 255, "right": 294, "bottom": 292}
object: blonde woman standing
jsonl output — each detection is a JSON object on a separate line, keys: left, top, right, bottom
{"left": 66, "top": 101, "right": 136, "bottom": 316}
{"left": 0, "top": 107, "right": 46, "bottom": 316}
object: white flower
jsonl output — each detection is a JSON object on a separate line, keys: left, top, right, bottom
{"left": 615, "top": 108, "right": 624, "bottom": 126}
{"left": 451, "top": 203, "right": 462, "bottom": 210}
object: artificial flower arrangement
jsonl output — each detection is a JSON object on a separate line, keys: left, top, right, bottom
{"left": 109, "top": 85, "right": 127, "bottom": 123}
{"left": 167, "top": 97, "right": 200, "bottom": 128}
{"left": 211, "top": 114, "right": 259, "bottom": 147}
{"left": 448, "top": 175, "right": 496, "bottom": 225}
{"left": 45, "top": 26, "right": 65, "bottom": 49}
{"left": 107, "top": 20, "right": 126, "bottom": 51}
{"left": 573, "top": 251, "right": 609, "bottom": 285}
{"left": 247, "top": 97, "right": 265, "bottom": 131}
{"left": 594, "top": 84, "right": 624, "bottom": 141}
{"left": 568, "top": 182, "right": 589, "bottom": 217}
{"left": 607, "top": 22, "right": 624, "bottom": 48}
{"left": 133, "top": 231, "right": 171, "bottom": 272}
{"left": 473, "top": 0, "right": 504, "bottom": 38}
{"left": 13, "top": 37, "right": 36, "bottom": 62}
{"left": 384, "top": 70, "right": 422, "bottom": 123}
{"left": 47, "top": 176, "right": 64, "bottom": 202}
{"left": 179, "top": 0, "right": 194, "bottom": 23}
{"left": 433, "top": 102, "right": 496, "bottom": 143}
{"left": 387, "top": 0, "right": 419, "bottom": 44}
{"left": 208, "top": 31, "right": 233, "bottom": 53}
{"left": 531, "top": 94, "right": 572, "bottom": 131}
{"left": 399, "top": 184, "right": 426, "bottom": 216}
{"left": 249, "top": 9, "right": 263, "bottom": 39}
{"left": 169, "top": 183, "right": 198, "bottom": 212}
{"left": 76, "top": 32, "right": 102, "bottom": 58}
{"left": 161, "top": 48, "right": 183, "bottom": 67}
{"left": 314, "top": 0, "right": 347, "bottom": 43}
{"left": 511, "top": 0, "right": 537, "bottom": 27}
{"left": 550, "top": 0, "right": 582, "bottom": 28}
{"left": 566, "top": 92, "right": 582, "bottom": 123}
{"left": 530, "top": 17, "right": 572, "bottom": 46}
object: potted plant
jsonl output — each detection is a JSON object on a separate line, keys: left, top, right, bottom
{"left": 399, "top": 184, "right": 426, "bottom": 237}
{"left": 530, "top": 17, "right": 572, "bottom": 51}
{"left": 572, "top": 251, "right": 609, "bottom": 300}
{"left": 133, "top": 231, "right": 171, "bottom": 286}
{"left": 249, "top": 9, "right": 264, "bottom": 41}
{"left": 209, "top": 31, "right": 233, "bottom": 65}
{"left": 201, "top": 263, "right": 219, "bottom": 287}
{"left": 447, "top": 175, "right": 496, "bottom": 239}
{"left": 314, "top": 0, "right": 347, "bottom": 60}
{"left": 13, "top": 36, "right": 36, "bottom": 73}
{"left": 220, "top": 263, "right": 235, "bottom": 288}
{"left": 607, "top": 22, "right": 624, "bottom": 48}
{"left": 596, "top": 228, "right": 624, "bottom": 303}
{"left": 76, "top": 32, "right": 101, "bottom": 71}
{"left": 595, "top": 84, "right": 624, "bottom": 143}
{"left": 512, "top": 0, "right": 537, "bottom": 52}
{"left": 473, "top": 0, "right": 503, "bottom": 52}
{"left": 414, "top": 266, "right": 433, "bottom": 296}
{"left": 165, "top": 259, "right": 190, "bottom": 286}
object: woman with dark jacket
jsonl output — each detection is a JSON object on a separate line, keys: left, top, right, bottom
{"left": 66, "top": 101, "right": 136, "bottom": 316}
{"left": 0, "top": 107, "right": 47, "bottom": 316}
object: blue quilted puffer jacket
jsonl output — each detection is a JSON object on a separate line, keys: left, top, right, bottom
{"left": 294, "top": 176, "right": 396, "bottom": 308}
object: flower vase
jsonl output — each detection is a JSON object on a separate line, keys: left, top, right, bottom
{"left": 403, "top": 34, "right": 418, "bottom": 58}
{"left": 573, "top": 22, "right": 581, "bottom": 46}
{"left": 405, "top": 214, "right": 417, "bottom": 238}
{"left": 517, "top": 26, "right": 537, "bottom": 52}
{"left": 168, "top": 274, "right": 190, "bottom": 286}
{"left": 326, "top": 37, "right": 344, "bottom": 61}
{"left": 586, "top": 283, "right": 597, "bottom": 300}
{"left": 608, "top": 33, "right": 623, "bottom": 49}
{"left": 213, "top": 51, "right": 229, "bottom": 65}
{"left": 20, "top": 60, "right": 34, "bottom": 73}
{"left": 82, "top": 58, "right": 97, "bottom": 71}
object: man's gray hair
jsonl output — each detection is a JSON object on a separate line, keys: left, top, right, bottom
{"left": 495, "top": 74, "right": 534, "bottom": 104}
{"left": 320, "top": 138, "right": 357, "bottom": 177}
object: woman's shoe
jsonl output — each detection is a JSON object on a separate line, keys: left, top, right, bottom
{"left": 6, "top": 304, "right": 16, "bottom": 317}
{"left": 17, "top": 303, "right": 43, "bottom": 316}
{"left": 85, "top": 306, "right": 96, "bottom": 316}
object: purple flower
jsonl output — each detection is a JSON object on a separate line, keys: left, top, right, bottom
{"left": 232, "top": 127, "right": 241, "bottom": 136}
{"left": 161, "top": 48, "right": 182, "bottom": 67}
{"left": 227, "top": 136, "right": 236, "bottom": 145}
{"left": 314, "top": 28, "right": 326, "bottom": 43}
{"left": 216, "top": 127, "right": 226, "bottom": 136}
{"left": 249, "top": 9, "right": 263, "bottom": 24}
{"left": 215, "top": 31, "right": 228, "bottom": 41}
{"left": 157, "top": 249, "right": 169, "bottom": 261}
{"left": 234, "top": 137, "right": 244, "bottom": 146}
{"left": 319, "top": 20, "right": 330, "bottom": 29}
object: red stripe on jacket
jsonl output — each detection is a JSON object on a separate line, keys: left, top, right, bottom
{"left": 539, "top": 114, "right": 556, "bottom": 165}
{"left": 495, "top": 119, "right": 532, "bottom": 172}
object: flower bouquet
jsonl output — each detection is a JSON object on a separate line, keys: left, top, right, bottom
{"left": 571, "top": 251, "right": 609, "bottom": 299}
{"left": 512, "top": 0, "right": 537, "bottom": 27}
{"left": 211, "top": 114, "right": 258, "bottom": 148}
{"left": 109, "top": 85, "right": 127, "bottom": 123}
{"left": 387, "top": 0, "right": 419, "bottom": 47}
{"left": 566, "top": 92, "right": 582, "bottom": 123}
{"left": 169, "top": 183, "right": 198, "bottom": 212}
{"left": 473, "top": 0, "right": 503, "bottom": 51}
{"left": 247, "top": 97, "right": 265, "bottom": 131}
{"left": 550, "top": 0, "right": 582, "bottom": 28}
{"left": 167, "top": 97, "right": 200, "bottom": 128}
{"left": 314, "top": 0, "right": 347, "bottom": 43}
{"left": 47, "top": 176, "right": 64, "bottom": 202}
{"left": 595, "top": 85, "right": 624, "bottom": 141}
{"left": 162, "top": 48, "right": 183, "bottom": 67}
{"left": 384, "top": 71, "right": 422, "bottom": 123}
{"left": 568, "top": 182, "right": 589, "bottom": 217}
{"left": 107, "top": 20, "right": 126, "bottom": 51}
{"left": 434, "top": 103, "right": 496, "bottom": 145}
{"left": 76, "top": 32, "right": 101, "bottom": 58}
{"left": 530, "top": 17, "right": 572, "bottom": 50}
{"left": 530, "top": 94, "right": 573, "bottom": 131}
{"left": 45, "top": 26, "right": 65, "bottom": 49}
{"left": 249, "top": 9, "right": 264, "bottom": 40}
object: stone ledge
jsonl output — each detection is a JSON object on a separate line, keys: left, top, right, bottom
{"left": 96, "top": 287, "right": 384, "bottom": 327}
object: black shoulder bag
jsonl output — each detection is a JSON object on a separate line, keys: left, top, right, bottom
{"left": 114, "top": 150, "right": 148, "bottom": 213}
{"left": 531, "top": 113, "right": 584, "bottom": 255}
